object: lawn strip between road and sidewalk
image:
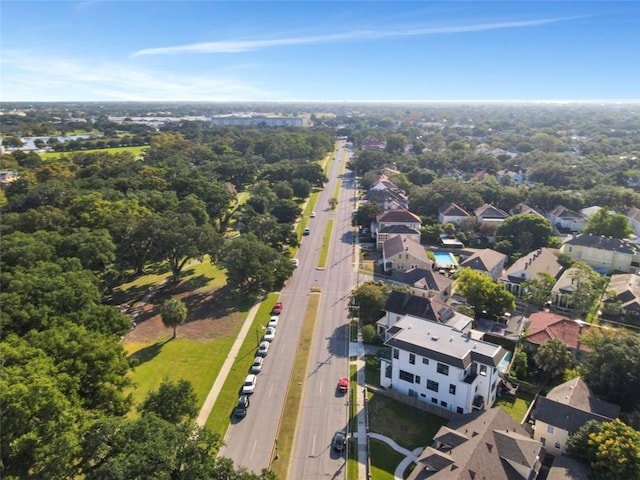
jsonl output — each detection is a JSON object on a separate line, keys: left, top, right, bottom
{"left": 369, "top": 438, "right": 406, "bottom": 480}
{"left": 204, "top": 293, "right": 282, "bottom": 437}
{"left": 270, "top": 292, "right": 321, "bottom": 480}
{"left": 317, "top": 218, "right": 334, "bottom": 269}
{"left": 347, "top": 362, "right": 358, "bottom": 479}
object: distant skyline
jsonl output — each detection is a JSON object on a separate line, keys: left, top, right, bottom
{"left": 1, "top": 1, "right": 639, "bottom": 103}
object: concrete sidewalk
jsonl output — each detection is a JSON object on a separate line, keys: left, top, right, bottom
{"left": 196, "top": 301, "right": 261, "bottom": 427}
{"left": 349, "top": 339, "right": 368, "bottom": 480}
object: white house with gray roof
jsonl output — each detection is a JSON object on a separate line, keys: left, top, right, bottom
{"left": 499, "top": 248, "right": 564, "bottom": 297}
{"left": 382, "top": 236, "right": 432, "bottom": 272}
{"left": 559, "top": 233, "right": 640, "bottom": 274}
{"left": 381, "top": 317, "right": 508, "bottom": 414}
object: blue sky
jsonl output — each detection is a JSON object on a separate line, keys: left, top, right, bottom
{"left": 1, "top": 1, "right": 639, "bottom": 102}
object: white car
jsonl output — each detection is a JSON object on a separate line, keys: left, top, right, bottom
{"left": 310, "top": 211, "right": 316, "bottom": 217}
{"left": 268, "top": 316, "right": 279, "bottom": 328}
{"left": 292, "top": 258, "right": 299, "bottom": 268}
{"left": 242, "top": 374, "right": 257, "bottom": 394}
{"left": 257, "top": 341, "right": 270, "bottom": 357}
{"left": 263, "top": 326, "right": 276, "bottom": 342}
{"left": 250, "top": 356, "right": 264, "bottom": 373}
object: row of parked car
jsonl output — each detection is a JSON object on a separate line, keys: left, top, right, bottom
{"left": 234, "top": 302, "right": 284, "bottom": 418}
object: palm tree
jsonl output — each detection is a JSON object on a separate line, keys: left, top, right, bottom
{"left": 161, "top": 298, "right": 187, "bottom": 339}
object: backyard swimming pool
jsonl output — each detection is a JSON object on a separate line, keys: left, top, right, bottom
{"left": 498, "top": 351, "right": 513, "bottom": 373}
{"left": 433, "top": 251, "right": 458, "bottom": 268}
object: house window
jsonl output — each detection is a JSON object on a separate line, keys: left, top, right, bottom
{"left": 437, "top": 363, "right": 449, "bottom": 376}
{"left": 422, "top": 358, "right": 429, "bottom": 365}
{"left": 393, "top": 349, "right": 399, "bottom": 359}
{"left": 399, "top": 370, "right": 415, "bottom": 383}
{"left": 554, "top": 442, "right": 561, "bottom": 449}
{"left": 409, "top": 353, "right": 415, "bottom": 365}
{"left": 440, "top": 400, "right": 447, "bottom": 407}
{"left": 431, "top": 397, "right": 438, "bottom": 404}
{"left": 457, "top": 407, "right": 464, "bottom": 414}
{"left": 540, "top": 437, "right": 546, "bottom": 446}
{"left": 492, "top": 381, "right": 497, "bottom": 392}
{"left": 546, "top": 425, "right": 555, "bottom": 434}
{"left": 449, "top": 384, "right": 456, "bottom": 395}
{"left": 415, "top": 376, "right": 421, "bottom": 385}
{"left": 427, "top": 380, "right": 439, "bottom": 392}
{"left": 479, "top": 365, "right": 487, "bottom": 376}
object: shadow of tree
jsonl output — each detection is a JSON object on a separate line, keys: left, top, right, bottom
{"left": 127, "top": 338, "right": 172, "bottom": 366}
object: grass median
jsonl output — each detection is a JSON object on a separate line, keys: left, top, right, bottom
{"left": 270, "top": 292, "right": 321, "bottom": 479}
{"left": 318, "top": 218, "right": 334, "bottom": 269}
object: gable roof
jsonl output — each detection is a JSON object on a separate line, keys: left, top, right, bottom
{"left": 548, "top": 205, "right": 587, "bottom": 221}
{"left": 502, "top": 248, "right": 563, "bottom": 284}
{"left": 439, "top": 202, "right": 471, "bottom": 217}
{"left": 532, "top": 378, "right": 620, "bottom": 434}
{"left": 510, "top": 203, "right": 542, "bottom": 216}
{"left": 383, "top": 236, "right": 430, "bottom": 262}
{"left": 524, "top": 312, "right": 591, "bottom": 352}
{"left": 607, "top": 273, "right": 640, "bottom": 311}
{"left": 626, "top": 207, "right": 640, "bottom": 223}
{"left": 409, "top": 408, "right": 543, "bottom": 480}
{"left": 389, "top": 267, "right": 450, "bottom": 292}
{"left": 459, "top": 248, "right": 507, "bottom": 273}
{"left": 474, "top": 203, "right": 509, "bottom": 219}
{"left": 363, "top": 188, "right": 408, "bottom": 206}
{"left": 377, "top": 208, "right": 422, "bottom": 224}
{"left": 562, "top": 233, "right": 639, "bottom": 254}
{"left": 379, "top": 224, "right": 421, "bottom": 235}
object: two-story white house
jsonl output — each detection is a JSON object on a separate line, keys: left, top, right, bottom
{"left": 380, "top": 317, "right": 508, "bottom": 414}
{"left": 546, "top": 205, "right": 588, "bottom": 234}
{"left": 374, "top": 209, "right": 422, "bottom": 250}
{"left": 438, "top": 202, "right": 471, "bottom": 227}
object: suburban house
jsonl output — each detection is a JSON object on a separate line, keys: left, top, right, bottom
{"left": 362, "top": 137, "right": 386, "bottom": 150}
{"left": 374, "top": 209, "right": 422, "bottom": 250}
{"left": 510, "top": 202, "right": 543, "bottom": 217}
{"left": 438, "top": 203, "right": 471, "bottom": 227}
{"left": 625, "top": 207, "right": 640, "bottom": 239}
{"left": 523, "top": 312, "right": 591, "bottom": 363}
{"left": 362, "top": 188, "right": 409, "bottom": 211}
{"left": 389, "top": 268, "right": 453, "bottom": 301}
{"left": 474, "top": 203, "right": 509, "bottom": 227}
{"left": 458, "top": 248, "right": 508, "bottom": 280}
{"left": 408, "top": 407, "right": 544, "bottom": 480}
{"left": 546, "top": 206, "right": 587, "bottom": 234}
{"left": 380, "top": 316, "right": 508, "bottom": 414}
{"left": 529, "top": 377, "right": 620, "bottom": 455}
{"left": 550, "top": 267, "right": 580, "bottom": 311}
{"left": 379, "top": 291, "right": 473, "bottom": 339}
{"left": 559, "top": 233, "right": 640, "bottom": 274}
{"left": 604, "top": 273, "right": 640, "bottom": 320}
{"left": 0, "top": 170, "right": 18, "bottom": 187}
{"left": 382, "top": 236, "right": 432, "bottom": 272}
{"left": 368, "top": 174, "right": 402, "bottom": 193}
{"left": 499, "top": 248, "right": 564, "bottom": 297}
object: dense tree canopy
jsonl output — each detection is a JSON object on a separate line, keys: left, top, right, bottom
{"left": 455, "top": 269, "right": 515, "bottom": 317}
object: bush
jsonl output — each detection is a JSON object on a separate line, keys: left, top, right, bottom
{"left": 362, "top": 324, "right": 381, "bottom": 345}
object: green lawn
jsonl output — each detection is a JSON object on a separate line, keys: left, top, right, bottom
{"left": 495, "top": 391, "right": 536, "bottom": 423}
{"left": 367, "top": 393, "right": 447, "bottom": 451}
{"left": 317, "top": 218, "right": 334, "bottom": 268}
{"left": 125, "top": 337, "right": 233, "bottom": 414}
{"left": 369, "top": 438, "right": 405, "bottom": 480}
{"left": 40, "top": 145, "right": 148, "bottom": 160}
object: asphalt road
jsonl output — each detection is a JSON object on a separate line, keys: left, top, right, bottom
{"left": 220, "top": 140, "right": 355, "bottom": 478}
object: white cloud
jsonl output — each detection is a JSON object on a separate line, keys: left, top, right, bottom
{"left": 1, "top": 50, "right": 275, "bottom": 101}
{"left": 132, "top": 16, "right": 581, "bottom": 57}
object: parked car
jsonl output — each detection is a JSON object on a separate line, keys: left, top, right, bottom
{"left": 272, "top": 302, "right": 283, "bottom": 314}
{"left": 303, "top": 227, "right": 310, "bottom": 235}
{"left": 234, "top": 395, "right": 250, "bottom": 418}
{"left": 263, "top": 326, "right": 276, "bottom": 342}
{"left": 257, "top": 341, "right": 270, "bottom": 357}
{"left": 310, "top": 211, "right": 316, "bottom": 217}
{"left": 338, "top": 377, "right": 349, "bottom": 393}
{"left": 332, "top": 430, "right": 346, "bottom": 452}
{"left": 292, "top": 258, "right": 299, "bottom": 268}
{"left": 242, "top": 374, "right": 257, "bottom": 394}
{"left": 268, "top": 316, "right": 279, "bottom": 328}
{"left": 250, "top": 356, "right": 264, "bottom": 373}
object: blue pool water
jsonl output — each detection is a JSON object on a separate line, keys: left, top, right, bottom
{"left": 433, "top": 251, "right": 458, "bottom": 268}
{"left": 498, "top": 351, "right": 513, "bottom": 373}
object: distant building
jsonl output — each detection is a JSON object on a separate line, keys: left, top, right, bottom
{"left": 474, "top": 204, "right": 509, "bottom": 227}
{"left": 210, "top": 115, "right": 309, "bottom": 127}
{"left": 438, "top": 202, "right": 471, "bottom": 227}
{"left": 605, "top": 273, "right": 640, "bottom": 320}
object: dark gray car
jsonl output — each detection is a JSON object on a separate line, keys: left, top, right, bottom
{"left": 234, "top": 395, "right": 250, "bottom": 418}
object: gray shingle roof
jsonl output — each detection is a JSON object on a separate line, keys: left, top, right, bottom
{"left": 389, "top": 268, "right": 450, "bottom": 291}
{"left": 562, "top": 233, "right": 638, "bottom": 254}
{"left": 377, "top": 208, "right": 422, "bottom": 223}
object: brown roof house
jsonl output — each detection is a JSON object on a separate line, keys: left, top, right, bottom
{"left": 438, "top": 202, "right": 472, "bottom": 227}
{"left": 499, "top": 248, "right": 564, "bottom": 297}
{"left": 408, "top": 407, "right": 544, "bottom": 480}
{"left": 604, "top": 273, "right": 640, "bottom": 323}
{"left": 546, "top": 206, "right": 587, "bottom": 234}
{"left": 374, "top": 209, "right": 422, "bottom": 250}
{"left": 529, "top": 377, "right": 620, "bottom": 455}
{"left": 523, "top": 312, "right": 592, "bottom": 363}
{"left": 382, "top": 236, "right": 432, "bottom": 273}
{"left": 389, "top": 267, "right": 453, "bottom": 301}
{"left": 458, "top": 248, "right": 508, "bottom": 280}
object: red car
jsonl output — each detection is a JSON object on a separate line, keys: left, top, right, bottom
{"left": 272, "top": 302, "right": 283, "bottom": 315}
{"left": 338, "top": 377, "right": 349, "bottom": 393}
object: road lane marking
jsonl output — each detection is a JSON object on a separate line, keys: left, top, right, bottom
{"left": 250, "top": 439, "right": 257, "bottom": 459}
